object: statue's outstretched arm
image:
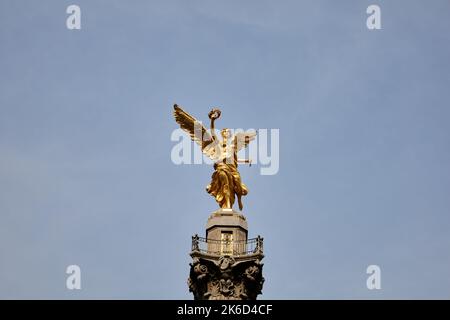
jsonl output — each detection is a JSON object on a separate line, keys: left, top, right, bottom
{"left": 237, "top": 158, "right": 252, "bottom": 166}
{"left": 210, "top": 117, "right": 218, "bottom": 141}
{"left": 208, "top": 108, "right": 221, "bottom": 141}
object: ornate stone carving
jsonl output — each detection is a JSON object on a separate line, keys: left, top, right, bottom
{"left": 188, "top": 256, "right": 264, "bottom": 300}
{"left": 218, "top": 256, "right": 235, "bottom": 270}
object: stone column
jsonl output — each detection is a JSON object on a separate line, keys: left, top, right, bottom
{"left": 188, "top": 209, "right": 264, "bottom": 300}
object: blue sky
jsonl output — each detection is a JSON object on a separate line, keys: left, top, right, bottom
{"left": 1, "top": 0, "right": 450, "bottom": 299}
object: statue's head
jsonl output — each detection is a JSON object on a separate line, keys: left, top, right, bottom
{"left": 208, "top": 108, "right": 221, "bottom": 120}
{"left": 221, "top": 128, "right": 231, "bottom": 139}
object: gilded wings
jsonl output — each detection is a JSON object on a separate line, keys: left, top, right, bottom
{"left": 173, "top": 104, "right": 221, "bottom": 161}
{"left": 173, "top": 104, "right": 256, "bottom": 162}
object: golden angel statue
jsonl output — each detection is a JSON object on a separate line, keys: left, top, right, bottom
{"left": 173, "top": 104, "right": 256, "bottom": 211}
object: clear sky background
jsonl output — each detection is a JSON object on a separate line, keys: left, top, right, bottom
{"left": 1, "top": 0, "right": 450, "bottom": 299}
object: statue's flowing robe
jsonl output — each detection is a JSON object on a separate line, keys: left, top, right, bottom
{"left": 206, "top": 161, "right": 248, "bottom": 210}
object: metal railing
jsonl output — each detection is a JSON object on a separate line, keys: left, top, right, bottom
{"left": 191, "top": 234, "right": 263, "bottom": 256}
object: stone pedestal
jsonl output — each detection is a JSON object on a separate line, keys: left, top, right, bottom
{"left": 188, "top": 209, "right": 264, "bottom": 300}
